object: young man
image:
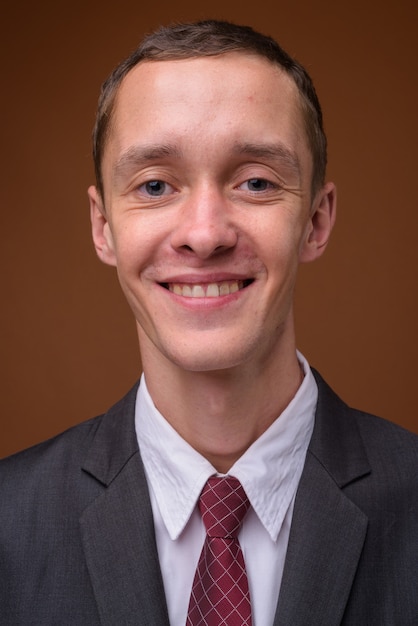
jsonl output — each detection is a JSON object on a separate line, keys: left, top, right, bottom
{"left": 1, "top": 20, "right": 417, "bottom": 625}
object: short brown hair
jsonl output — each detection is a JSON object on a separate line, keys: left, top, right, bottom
{"left": 92, "top": 20, "right": 327, "bottom": 198}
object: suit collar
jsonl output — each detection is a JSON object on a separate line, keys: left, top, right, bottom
{"left": 309, "top": 369, "right": 371, "bottom": 487}
{"left": 80, "top": 382, "right": 170, "bottom": 626}
{"left": 81, "top": 382, "right": 140, "bottom": 486}
{"left": 274, "top": 369, "right": 371, "bottom": 625}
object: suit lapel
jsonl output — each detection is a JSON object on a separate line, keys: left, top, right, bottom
{"left": 80, "top": 384, "right": 170, "bottom": 626}
{"left": 274, "top": 371, "right": 371, "bottom": 626}
{"left": 274, "top": 452, "right": 368, "bottom": 625}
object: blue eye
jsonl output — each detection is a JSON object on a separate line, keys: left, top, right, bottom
{"left": 246, "top": 178, "right": 270, "bottom": 191}
{"left": 141, "top": 180, "right": 168, "bottom": 196}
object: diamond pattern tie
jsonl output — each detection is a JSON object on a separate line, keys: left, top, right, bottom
{"left": 186, "top": 476, "right": 252, "bottom": 625}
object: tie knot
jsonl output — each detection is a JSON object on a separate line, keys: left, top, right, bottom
{"left": 199, "top": 476, "right": 250, "bottom": 538}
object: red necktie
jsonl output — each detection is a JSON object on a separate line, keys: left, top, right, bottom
{"left": 187, "top": 476, "right": 252, "bottom": 625}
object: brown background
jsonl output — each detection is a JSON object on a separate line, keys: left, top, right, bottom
{"left": 1, "top": 0, "right": 417, "bottom": 458}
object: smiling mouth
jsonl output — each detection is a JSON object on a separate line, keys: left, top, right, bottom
{"left": 161, "top": 280, "right": 253, "bottom": 298}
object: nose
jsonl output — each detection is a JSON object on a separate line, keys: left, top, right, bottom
{"left": 170, "top": 185, "right": 238, "bottom": 259}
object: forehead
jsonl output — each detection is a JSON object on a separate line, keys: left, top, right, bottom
{"left": 105, "top": 53, "right": 310, "bottom": 175}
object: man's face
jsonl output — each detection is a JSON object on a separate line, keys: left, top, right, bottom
{"left": 90, "top": 53, "right": 335, "bottom": 373}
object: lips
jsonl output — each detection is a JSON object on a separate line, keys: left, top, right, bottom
{"left": 163, "top": 280, "right": 251, "bottom": 298}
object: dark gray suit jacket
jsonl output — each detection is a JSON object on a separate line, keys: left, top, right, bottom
{"left": 1, "top": 371, "right": 417, "bottom": 625}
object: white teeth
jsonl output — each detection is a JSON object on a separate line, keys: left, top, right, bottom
{"left": 191, "top": 285, "right": 205, "bottom": 298}
{"left": 168, "top": 280, "right": 244, "bottom": 298}
{"left": 207, "top": 283, "right": 220, "bottom": 297}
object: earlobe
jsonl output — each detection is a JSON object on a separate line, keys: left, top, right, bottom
{"left": 299, "top": 182, "right": 337, "bottom": 263}
{"left": 88, "top": 185, "right": 117, "bottom": 267}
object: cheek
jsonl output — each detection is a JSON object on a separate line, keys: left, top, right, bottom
{"left": 256, "top": 226, "right": 307, "bottom": 304}
{"left": 109, "top": 218, "right": 159, "bottom": 270}
{"left": 255, "top": 217, "right": 306, "bottom": 266}
{"left": 121, "top": 209, "right": 175, "bottom": 246}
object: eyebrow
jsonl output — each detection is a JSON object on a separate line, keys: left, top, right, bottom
{"left": 113, "top": 144, "right": 182, "bottom": 181}
{"left": 232, "top": 141, "right": 301, "bottom": 177}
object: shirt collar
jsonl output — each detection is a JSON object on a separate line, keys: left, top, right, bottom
{"left": 135, "top": 351, "right": 317, "bottom": 542}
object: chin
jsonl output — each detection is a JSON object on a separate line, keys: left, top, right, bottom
{"left": 160, "top": 338, "right": 259, "bottom": 374}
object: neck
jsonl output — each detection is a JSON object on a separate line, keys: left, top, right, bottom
{"left": 139, "top": 331, "right": 303, "bottom": 473}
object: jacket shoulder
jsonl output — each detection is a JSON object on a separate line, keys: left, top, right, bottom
{"left": 312, "top": 368, "right": 418, "bottom": 460}
{"left": 0, "top": 381, "right": 140, "bottom": 510}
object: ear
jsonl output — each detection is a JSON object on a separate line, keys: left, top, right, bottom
{"left": 88, "top": 185, "right": 117, "bottom": 266}
{"left": 299, "top": 182, "right": 337, "bottom": 263}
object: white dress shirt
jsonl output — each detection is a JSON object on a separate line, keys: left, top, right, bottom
{"left": 135, "top": 352, "right": 317, "bottom": 625}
